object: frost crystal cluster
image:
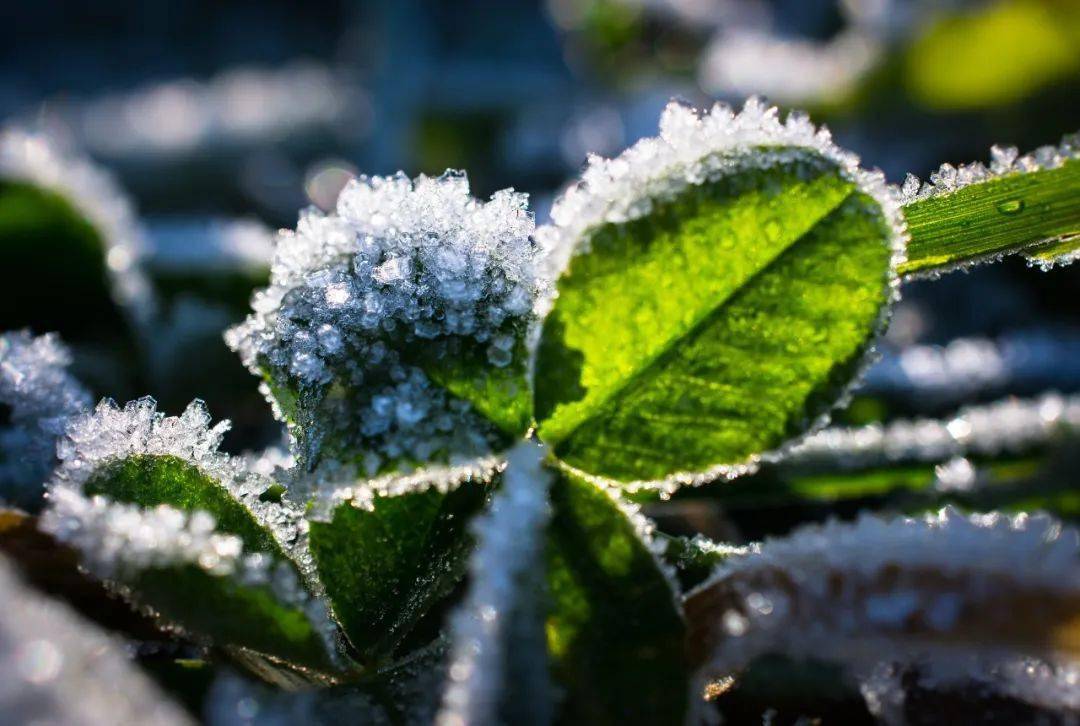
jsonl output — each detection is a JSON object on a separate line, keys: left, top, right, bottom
{"left": 227, "top": 171, "right": 545, "bottom": 473}
{"left": 897, "top": 132, "right": 1080, "bottom": 205}
{"left": 688, "top": 507, "right": 1080, "bottom": 702}
{"left": 0, "top": 127, "right": 154, "bottom": 329}
{"left": 0, "top": 331, "right": 90, "bottom": 508}
{"left": 0, "top": 557, "right": 191, "bottom": 726}
{"left": 536, "top": 97, "right": 907, "bottom": 296}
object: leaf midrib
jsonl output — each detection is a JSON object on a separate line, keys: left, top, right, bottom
{"left": 549, "top": 188, "right": 858, "bottom": 453}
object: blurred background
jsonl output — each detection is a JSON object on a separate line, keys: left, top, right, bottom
{"left": 2, "top": 0, "right": 1079, "bottom": 512}
{"left": 2, "top": 2, "right": 1079, "bottom": 720}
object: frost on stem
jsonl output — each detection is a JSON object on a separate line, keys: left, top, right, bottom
{"left": 784, "top": 391, "right": 1080, "bottom": 470}
{"left": 39, "top": 397, "right": 333, "bottom": 643}
{"left": 686, "top": 507, "right": 1080, "bottom": 716}
{"left": 536, "top": 96, "right": 907, "bottom": 303}
{"left": 227, "top": 171, "right": 546, "bottom": 475}
{"left": 897, "top": 132, "right": 1080, "bottom": 205}
{"left": 0, "top": 555, "right": 191, "bottom": 726}
{"left": 437, "top": 442, "right": 552, "bottom": 726}
{"left": 0, "top": 127, "right": 154, "bottom": 330}
{"left": 0, "top": 331, "right": 90, "bottom": 510}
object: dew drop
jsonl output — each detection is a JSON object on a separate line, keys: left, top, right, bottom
{"left": 996, "top": 198, "right": 1025, "bottom": 216}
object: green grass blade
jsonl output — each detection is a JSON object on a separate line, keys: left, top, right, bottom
{"left": 900, "top": 145, "right": 1080, "bottom": 277}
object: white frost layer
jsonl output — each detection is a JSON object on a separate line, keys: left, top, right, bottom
{"left": 0, "top": 555, "right": 192, "bottom": 726}
{"left": 0, "top": 332, "right": 90, "bottom": 507}
{"left": 436, "top": 442, "right": 552, "bottom": 726}
{"left": 897, "top": 132, "right": 1080, "bottom": 205}
{"left": 0, "top": 127, "right": 155, "bottom": 330}
{"left": 691, "top": 508, "right": 1080, "bottom": 713}
{"left": 535, "top": 96, "right": 908, "bottom": 309}
{"left": 785, "top": 391, "right": 1080, "bottom": 469}
{"left": 227, "top": 171, "right": 545, "bottom": 471}
{"left": 147, "top": 218, "right": 275, "bottom": 274}
{"left": 306, "top": 455, "right": 504, "bottom": 522}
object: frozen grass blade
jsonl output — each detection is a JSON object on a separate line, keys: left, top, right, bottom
{"left": 899, "top": 136, "right": 1080, "bottom": 277}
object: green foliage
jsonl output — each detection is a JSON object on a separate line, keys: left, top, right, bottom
{"left": 308, "top": 479, "right": 493, "bottom": 666}
{"left": 545, "top": 468, "right": 688, "bottom": 724}
{"left": 905, "top": 0, "right": 1080, "bottom": 110}
{"left": 535, "top": 158, "right": 894, "bottom": 483}
{"left": 902, "top": 157, "right": 1080, "bottom": 276}
{"left": 0, "top": 181, "right": 124, "bottom": 342}
{"left": 86, "top": 455, "right": 283, "bottom": 557}
{"left": 82, "top": 454, "right": 333, "bottom": 671}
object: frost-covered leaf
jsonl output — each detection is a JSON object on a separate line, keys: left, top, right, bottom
{"left": 41, "top": 398, "right": 338, "bottom": 673}
{"left": 534, "top": 99, "right": 902, "bottom": 488}
{"left": 307, "top": 460, "right": 499, "bottom": 665}
{"left": 545, "top": 468, "right": 688, "bottom": 723}
{"left": 685, "top": 507, "right": 1080, "bottom": 717}
{"left": 658, "top": 532, "right": 746, "bottom": 591}
{"left": 0, "top": 331, "right": 90, "bottom": 511}
{"left": 226, "top": 171, "right": 546, "bottom": 476}
{"left": 0, "top": 128, "right": 153, "bottom": 341}
{"left": 0, "top": 553, "right": 192, "bottom": 725}
{"left": 899, "top": 137, "right": 1080, "bottom": 276}
{"left": 438, "top": 442, "right": 552, "bottom": 726}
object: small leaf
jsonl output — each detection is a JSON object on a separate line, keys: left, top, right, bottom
{"left": 308, "top": 466, "right": 496, "bottom": 665}
{"left": 900, "top": 145, "right": 1080, "bottom": 276}
{"left": 534, "top": 100, "right": 900, "bottom": 486}
{"left": 42, "top": 399, "right": 338, "bottom": 672}
{"left": 545, "top": 467, "right": 689, "bottom": 724}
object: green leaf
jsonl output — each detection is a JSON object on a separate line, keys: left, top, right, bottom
{"left": 308, "top": 474, "right": 495, "bottom": 665}
{"left": 901, "top": 156, "right": 1080, "bottom": 276}
{"left": 546, "top": 468, "right": 688, "bottom": 724}
{"left": 535, "top": 157, "right": 895, "bottom": 483}
{"left": 86, "top": 454, "right": 284, "bottom": 557}
{"left": 0, "top": 181, "right": 126, "bottom": 343}
{"left": 82, "top": 454, "right": 335, "bottom": 672}
{"left": 904, "top": 0, "right": 1080, "bottom": 111}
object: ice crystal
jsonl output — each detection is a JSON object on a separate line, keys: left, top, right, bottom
{"left": 227, "top": 171, "right": 545, "bottom": 473}
{"left": 896, "top": 132, "right": 1080, "bottom": 205}
{"left": 0, "top": 127, "right": 155, "bottom": 330}
{"left": 0, "top": 331, "right": 91, "bottom": 509}
{"left": 688, "top": 507, "right": 1080, "bottom": 704}
{"left": 535, "top": 97, "right": 907, "bottom": 309}
{"left": 437, "top": 442, "right": 552, "bottom": 726}
{"left": 0, "top": 555, "right": 192, "bottom": 725}
{"left": 785, "top": 391, "right": 1080, "bottom": 469}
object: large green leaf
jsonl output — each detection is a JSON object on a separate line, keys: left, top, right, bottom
{"left": 535, "top": 157, "right": 894, "bottom": 484}
{"left": 81, "top": 454, "right": 335, "bottom": 672}
{"left": 901, "top": 156, "right": 1080, "bottom": 276}
{"left": 546, "top": 469, "right": 688, "bottom": 724}
{"left": 308, "top": 475, "right": 494, "bottom": 666}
